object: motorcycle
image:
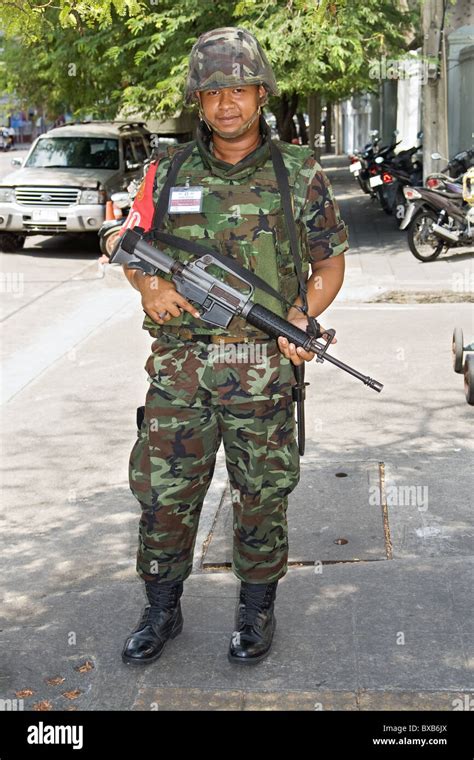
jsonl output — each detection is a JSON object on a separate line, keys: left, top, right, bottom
{"left": 354, "top": 132, "right": 402, "bottom": 197}
{"left": 349, "top": 130, "right": 381, "bottom": 194}
{"left": 372, "top": 162, "right": 423, "bottom": 218}
{"left": 432, "top": 148, "right": 474, "bottom": 179}
{"left": 400, "top": 164, "right": 474, "bottom": 261}
{"left": 369, "top": 134, "right": 423, "bottom": 218}
{"left": 0, "top": 128, "right": 13, "bottom": 152}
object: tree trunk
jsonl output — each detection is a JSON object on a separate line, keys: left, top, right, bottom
{"left": 296, "top": 112, "right": 308, "bottom": 144}
{"left": 324, "top": 102, "right": 332, "bottom": 153}
{"left": 307, "top": 92, "right": 322, "bottom": 160}
{"left": 334, "top": 102, "right": 343, "bottom": 154}
{"left": 275, "top": 92, "right": 298, "bottom": 143}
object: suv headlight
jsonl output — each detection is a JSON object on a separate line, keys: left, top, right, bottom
{"left": 0, "top": 188, "right": 14, "bottom": 203}
{"left": 80, "top": 188, "right": 106, "bottom": 204}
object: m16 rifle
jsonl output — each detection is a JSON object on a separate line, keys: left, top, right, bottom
{"left": 111, "top": 228, "right": 383, "bottom": 453}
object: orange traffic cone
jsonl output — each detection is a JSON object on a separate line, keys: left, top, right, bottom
{"left": 105, "top": 200, "right": 114, "bottom": 220}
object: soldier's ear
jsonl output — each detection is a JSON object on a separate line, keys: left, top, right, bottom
{"left": 258, "top": 84, "right": 267, "bottom": 106}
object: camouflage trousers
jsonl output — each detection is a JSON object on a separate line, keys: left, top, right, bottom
{"left": 129, "top": 333, "right": 300, "bottom": 584}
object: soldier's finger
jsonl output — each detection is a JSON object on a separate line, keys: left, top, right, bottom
{"left": 296, "top": 346, "right": 315, "bottom": 361}
{"left": 321, "top": 332, "right": 337, "bottom": 344}
{"left": 164, "top": 302, "right": 183, "bottom": 318}
{"left": 289, "top": 355, "right": 305, "bottom": 366}
{"left": 277, "top": 336, "right": 296, "bottom": 361}
{"left": 175, "top": 294, "right": 201, "bottom": 319}
{"left": 144, "top": 307, "right": 166, "bottom": 324}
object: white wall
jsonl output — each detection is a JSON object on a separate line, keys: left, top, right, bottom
{"left": 396, "top": 63, "right": 422, "bottom": 151}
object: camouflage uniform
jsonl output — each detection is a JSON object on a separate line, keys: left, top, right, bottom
{"left": 127, "top": 26, "right": 348, "bottom": 587}
{"left": 129, "top": 117, "right": 348, "bottom": 585}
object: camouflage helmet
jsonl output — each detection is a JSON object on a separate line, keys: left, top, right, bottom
{"left": 184, "top": 27, "right": 279, "bottom": 105}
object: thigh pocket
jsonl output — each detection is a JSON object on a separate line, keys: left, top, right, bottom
{"left": 129, "top": 411, "right": 152, "bottom": 508}
{"left": 215, "top": 341, "right": 293, "bottom": 402}
{"left": 145, "top": 339, "right": 207, "bottom": 404}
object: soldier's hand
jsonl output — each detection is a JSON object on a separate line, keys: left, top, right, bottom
{"left": 136, "top": 274, "right": 201, "bottom": 325}
{"left": 277, "top": 317, "right": 337, "bottom": 366}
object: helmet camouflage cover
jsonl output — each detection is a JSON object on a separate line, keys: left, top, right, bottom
{"left": 184, "top": 26, "right": 280, "bottom": 104}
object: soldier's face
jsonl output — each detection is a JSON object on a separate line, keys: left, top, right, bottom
{"left": 199, "top": 85, "right": 266, "bottom": 134}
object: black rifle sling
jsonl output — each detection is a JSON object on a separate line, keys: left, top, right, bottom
{"left": 152, "top": 229, "right": 293, "bottom": 309}
{"left": 268, "top": 141, "right": 309, "bottom": 315}
{"left": 149, "top": 142, "right": 195, "bottom": 232}
{"left": 269, "top": 142, "right": 315, "bottom": 459}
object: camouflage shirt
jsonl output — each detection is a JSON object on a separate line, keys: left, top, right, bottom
{"left": 142, "top": 118, "right": 348, "bottom": 338}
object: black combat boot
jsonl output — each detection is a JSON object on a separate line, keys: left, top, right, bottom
{"left": 228, "top": 580, "right": 278, "bottom": 664}
{"left": 121, "top": 579, "right": 184, "bottom": 665}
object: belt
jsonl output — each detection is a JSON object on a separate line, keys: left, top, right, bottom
{"left": 161, "top": 327, "right": 273, "bottom": 344}
{"left": 188, "top": 334, "right": 272, "bottom": 344}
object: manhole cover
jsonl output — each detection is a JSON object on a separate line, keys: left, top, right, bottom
{"left": 202, "top": 461, "right": 388, "bottom": 567}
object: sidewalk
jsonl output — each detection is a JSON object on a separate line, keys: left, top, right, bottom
{"left": 0, "top": 156, "right": 472, "bottom": 711}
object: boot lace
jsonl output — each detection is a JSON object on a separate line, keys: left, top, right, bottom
{"left": 239, "top": 584, "right": 275, "bottom": 627}
{"left": 142, "top": 582, "right": 182, "bottom": 625}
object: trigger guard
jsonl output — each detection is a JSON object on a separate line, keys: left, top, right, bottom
{"left": 127, "top": 260, "right": 158, "bottom": 276}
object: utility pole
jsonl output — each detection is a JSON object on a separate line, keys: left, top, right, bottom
{"left": 334, "top": 102, "right": 343, "bottom": 155}
{"left": 422, "top": 0, "right": 449, "bottom": 180}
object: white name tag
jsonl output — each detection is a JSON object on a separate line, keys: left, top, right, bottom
{"left": 168, "top": 186, "right": 204, "bottom": 214}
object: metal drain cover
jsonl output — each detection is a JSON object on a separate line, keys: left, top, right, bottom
{"left": 202, "top": 460, "right": 387, "bottom": 567}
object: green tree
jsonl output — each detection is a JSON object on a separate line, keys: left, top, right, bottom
{"left": 0, "top": 0, "right": 418, "bottom": 140}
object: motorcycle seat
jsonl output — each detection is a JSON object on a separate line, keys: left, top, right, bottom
{"left": 432, "top": 190, "right": 464, "bottom": 200}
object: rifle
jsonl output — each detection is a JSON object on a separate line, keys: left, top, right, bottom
{"left": 111, "top": 229, "right": 383, "bottom": 452}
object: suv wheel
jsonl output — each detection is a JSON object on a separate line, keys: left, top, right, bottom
{"left": 0, "top": 233, "right": 26, "bottom": 252}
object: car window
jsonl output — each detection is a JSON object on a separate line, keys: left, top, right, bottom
{"left": 25, "top": 137, "right": 119, "bottom": 169}
{"left": 123, "top": 138, "right": 137, "bottom": 170}
{"left": 131, "top": 136, "right": 149, "bottom": 164}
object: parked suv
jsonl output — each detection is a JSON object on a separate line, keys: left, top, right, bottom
{"left": 0, "top": 121, "right": 151, "bottom": 251}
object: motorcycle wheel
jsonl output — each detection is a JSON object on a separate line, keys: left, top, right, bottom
{"left": 100, "top": 226, "right": 122, "bottom": 258}
{"left": 357, "top": 174, "right": 369, "bottom": 194}
{"left": 408, "top": 210, "right": 445, "bottom": 262}
{"left": 463, "top": 354, "right": 474, "bottom": 405}
{"left": 376, "top": 187, "right": 392, "bottom": 214}
{"left": 0, "top": 232, "right": 25, "bottom": 252}
{"left": 452, "top": 328, "right": 464, "bottom": 374}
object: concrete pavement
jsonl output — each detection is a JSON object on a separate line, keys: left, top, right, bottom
{"left": 0, "top": 154, "right": 472, "bottom": 711}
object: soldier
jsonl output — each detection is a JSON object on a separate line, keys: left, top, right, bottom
{"left": 120, "top": 27, "right": 348, "bottom": 666}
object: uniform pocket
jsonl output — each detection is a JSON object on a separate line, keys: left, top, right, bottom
{"left": 129, "top": 412, "right": 152, "bottom": 507}
{"left": 145, "top": 337, "right": 208, "bottom": 404}
{"left": 214, "top": 340, "right": 293, "bottom": 402}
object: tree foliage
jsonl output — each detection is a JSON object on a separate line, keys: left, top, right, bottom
{"left": 0, "top": 0, "right": 418, "bottom": 130}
